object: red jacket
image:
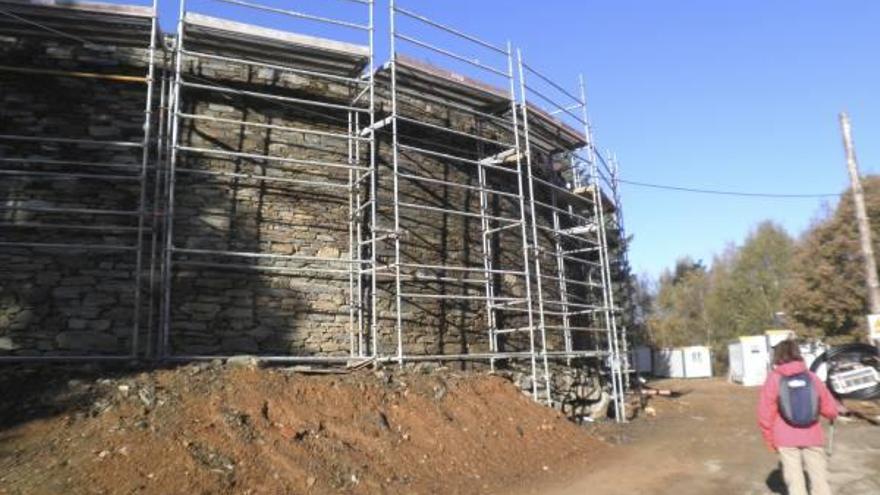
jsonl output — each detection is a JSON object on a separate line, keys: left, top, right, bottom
{"left": 757, "top": 360, "right": 838, "bottom": 449}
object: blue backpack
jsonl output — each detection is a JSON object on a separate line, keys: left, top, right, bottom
{"left": 778, "top": 371, "right": 820, "bottom": 428}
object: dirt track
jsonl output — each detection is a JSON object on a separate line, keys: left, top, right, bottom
{"left": 556, "top": 378, "right": 880, "bottom": 495}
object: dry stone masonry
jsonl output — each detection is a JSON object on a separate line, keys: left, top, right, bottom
{"left": 0, "top": 2, "right": 628, "bottom": 414}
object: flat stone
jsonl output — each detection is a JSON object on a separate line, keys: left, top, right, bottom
{"left": 223, "top": 308, "right": 253, "bottom": 319}
{"left": 0, "top": 337, "right": 16, "bottom": 351}
{"left": 221, "top": 337, "right": 259, "bottom": 354}
{"left": 68, "top": 319, "right": 88, "bottom": 330}
{"left": 55, "top": 332, "right": 118, "bottom": 352}
{"left": 52, "top": 287, "right": 82, "bottom": 299}
{"left": 226, "top": 355, "right": 261, "bottom": 369}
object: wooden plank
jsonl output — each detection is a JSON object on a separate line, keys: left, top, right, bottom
{"left": 346, "top": 357, "right": 376, "bottom": 370}
{"left": 185, "top": 13, "right": 369, "bottom": 59}
{"left": 185, "top": 36, "right": 363, "bottom": 77}
{"left": 0, "top": 64, "right": 146, "bottom": 83}
{"left": 1, "top": 0, "right": 154, "bottom": 19}
{"left": 395, "top": 55, "right": 509, "bottom": 102}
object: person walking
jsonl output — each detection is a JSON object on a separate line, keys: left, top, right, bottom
{"left": 758, "top": 340, "right": 838, "bottom": 495}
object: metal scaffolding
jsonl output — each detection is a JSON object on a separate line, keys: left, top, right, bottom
{"left": 608, "top": 151, "right": 633, "bottom": 387}
{"left": 0, "top": 0, "right": 630, "bottom": 422}
{"left": 515, "top": 53, "right": 626, "bottom": 419}
{"left": 384, "top": 0, "right": 548, "bottom": 397}
{"left": 161, "top": 0, "right": 375, "bottom": 361}
{"left": 0, "top": 0, "right": 159, "bottom": 361}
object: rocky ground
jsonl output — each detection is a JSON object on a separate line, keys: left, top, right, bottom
{"left": 0, "top": 361, "right": 610, "bottom": 495}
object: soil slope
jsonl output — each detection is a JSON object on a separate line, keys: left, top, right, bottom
{"left": 0, "top": 362, "right": 608, "bottom": 495}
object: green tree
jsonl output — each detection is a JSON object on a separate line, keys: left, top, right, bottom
{"left": 703, "top": 222, "right": 794, "bottom": 369}
{"left": 647, "top": 257, "right": 710, "bottom": 348}
{"left": 707, "top": 221, "right": 794, "bottom": 340}
{"left": 785, "top": 176, "right": 880, "bottom": 342}
{"left": 641, "top": 222, "right": 795, "bottom": 372}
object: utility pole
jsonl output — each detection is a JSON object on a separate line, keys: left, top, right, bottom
{"left": 839, "top": 112, "right": 880, "bottom": 344}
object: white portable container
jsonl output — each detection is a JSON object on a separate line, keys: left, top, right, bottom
{"left": 680, "top": 346, "right": 713, "bottom": 378}
{"left": 652, "top": 346, "right": 712, "bottom": 378}
{"left": 728, "top": 336, "right": 771, "bottom": 386}
{"left": 652, "top": 348, "right": 680, "bottom": 377}
{"left": 629, "top": 346, "right": 653, "bottom": 374}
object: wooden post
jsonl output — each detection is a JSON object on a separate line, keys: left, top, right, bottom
{"left": 839, "top": 112, "right": 880, "bottom": 343}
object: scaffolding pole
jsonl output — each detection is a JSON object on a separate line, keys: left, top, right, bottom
{"left": 161, "top": 0, "right": 374, "bottom": 360}
{"left": 580, "top": 76, "right": 626, "bottom": 422}
{"left": 387, "top": 2, "right": 538, "bottom": 392}
{"left": 0, "top": 0, "right": 159, "bottom": 362}
{"left": 610, "top": 152, "right": 632, "bottom": 387}
{"left": 516, "top": 49, "right": 552, "bottom": 403}
{"left": 516, "top": 53, "right": 626, "bottom": 417}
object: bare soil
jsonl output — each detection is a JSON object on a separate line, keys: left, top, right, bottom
{"left": 0, "top": 362, "right": 609, "bottom": 495}
{"left": 2, "top": 367, "right": 878, "bottom": 495}
{"left": 561, "top": 378, "right": 880, "bottom": 495}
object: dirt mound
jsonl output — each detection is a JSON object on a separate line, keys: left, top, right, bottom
{"left": 0, "top": 362, "right": 607, "bottom": 494}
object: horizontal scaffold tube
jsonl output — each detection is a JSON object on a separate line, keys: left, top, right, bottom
{"left": 395, "top": 34, "right": 507, "bottom": 77}
{"left": 176, "top": 167, "right": 350, "bottom": 190}
{"left": 393, "top": 6, "right": 506, "bottom": 54}
{"left": 179, "top": 81, "right": 369, "bottom": 114}
{"left": 178, "top": 112, "right": 371, "bottom": 142}
{"left": 214, "top": 0, "right": 370, "bottom": 30}
{"left": 176, "top": 145, "right": 369, "bottom": 171}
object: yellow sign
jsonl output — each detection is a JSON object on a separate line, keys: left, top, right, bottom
{"left": 868, "top": 314, "right": 880, "bottom": 340}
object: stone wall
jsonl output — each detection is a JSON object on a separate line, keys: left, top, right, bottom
{"left": 0, "top": 34, "right": 153, "bottom": 356}
{"left": 0, "top": 28, "right": 616, "bottom": 360}
{"left": 164, "top": 53, "right": 361, "bottom": 357}
{"left": 372, "top": 81, "right": 534, "bottom": 357}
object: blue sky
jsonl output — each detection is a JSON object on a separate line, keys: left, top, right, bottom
{"left": 141, "top": 0, "right": 880, "bottom": 277}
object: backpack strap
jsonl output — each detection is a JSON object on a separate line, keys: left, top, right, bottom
{"left": 778, "top": 373, "right": 792, "bottom": 419}
{"left": 808, "top": 372, "right": 820, "bottom": 419}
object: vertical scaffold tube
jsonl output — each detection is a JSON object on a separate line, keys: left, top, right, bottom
{"left": 162, "top": 0, "right": 187, "bottom": 360}
{"left": 580, "top": 75, "right": 625, "bottom": 422}
{"left": 516, "top": 49, "right": 552, "bottom": 404}
{"left": 132, "top": 0, "right": 159, "bottom": 359}
{"left": 389, "top": 0, "right": 404, "bottom": 366}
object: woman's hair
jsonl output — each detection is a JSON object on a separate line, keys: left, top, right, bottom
{"left": 772, "top": 339, "right": 803, "bottom": 365}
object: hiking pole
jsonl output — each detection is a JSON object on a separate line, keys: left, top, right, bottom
{"left": 827, "top": 419, "right": 836, "bottom": 457}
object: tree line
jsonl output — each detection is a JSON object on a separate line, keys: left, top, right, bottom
{"left": 627, "top": 176, "right": 880, "bottom": 367}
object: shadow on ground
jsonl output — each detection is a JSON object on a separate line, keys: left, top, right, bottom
{"left": 766, "top": 465, "right": 787, "bottom": 494}
{"left": 0, "top": 363, "right": 178, "bottom": 433}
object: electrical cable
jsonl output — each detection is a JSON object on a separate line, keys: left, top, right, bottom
{"left": 617, "top": 179, "right": 840, "bottom": 199}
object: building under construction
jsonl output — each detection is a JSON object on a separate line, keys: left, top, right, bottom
{"left": 0, "top": 0, "right": 631, "bottom": 420}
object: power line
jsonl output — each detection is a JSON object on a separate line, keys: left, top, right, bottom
{"left": 1, "top": 7, "right": 845, "bottom": 203}
{"left": 617, "top": 178, "right": 840, "bottom": 199}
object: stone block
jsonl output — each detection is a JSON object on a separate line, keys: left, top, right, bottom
{"left": 248, "top": 327, "right": 274, "bottom": 340}
{"left": 55, "top": 331, "right": 118, "bottom": 352}
{"left": 68, "top": 318, "right": 87, "bottom": 330}
{"left": 52, "top": 287, "right": 81, "bottom": 299}
{"left": 35, "top": 272, "right": 61, "bottom": 285}
{"left": 223, "top": 308, "right": 253, "bottom": 319}
{"left": 221, "top": 337, "right": 259, "bottom": 354}
{"left": 82, "top": 293, "right": 116, "bottom": 307}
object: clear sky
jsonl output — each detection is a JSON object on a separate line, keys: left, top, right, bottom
{"left": 139, "top": 0, "right": 880, "bottom": 276}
